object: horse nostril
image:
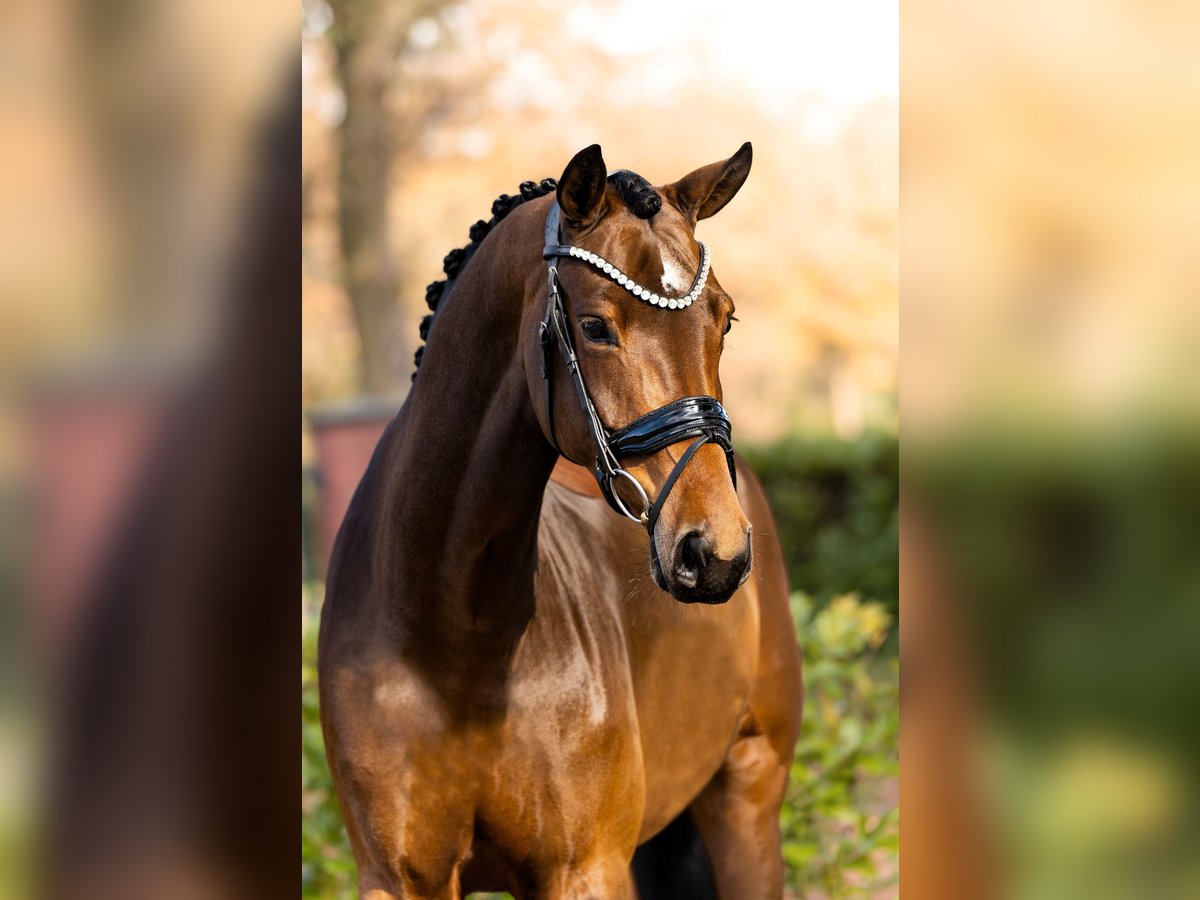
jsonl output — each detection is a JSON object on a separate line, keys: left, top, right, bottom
{"left": 674, "top": 530, "right": 707, "bottom": 587}
{"left": 680, "top": 532, "right": 707, "bottom": 571}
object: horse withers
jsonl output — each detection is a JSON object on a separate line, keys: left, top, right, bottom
{"left": 318, "top": 143, "right": 803, "bottom": 899}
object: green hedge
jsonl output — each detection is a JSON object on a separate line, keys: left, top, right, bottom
{"left": 741, "top": 432, "right": 899, "bottom": 618}
{"left": 784, "top": 592, "right": 899, "bottom": 895}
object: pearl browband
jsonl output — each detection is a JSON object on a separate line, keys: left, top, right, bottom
{"left": 541, "top": 198, "right": 711, "bottom": 310}
{"left": 558, "top": 242, "right": 710, "bottom": 309}
{"left": 556, "top": 243, "right": 705, "bottom": 309}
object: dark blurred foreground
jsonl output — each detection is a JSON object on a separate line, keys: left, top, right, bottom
{"left": 2, "top": 1, "right": 1199, "bottom": 899}
{"left": 903, "top": 430, "right": 1200, "bottom": 899}
{"left": 42, "top": 93, "right": 298, "bottom": 900}
{"left": 903, "top": 1, "right": 1200, "bottom": 897}
{"left": 0, "top": 1, "right": 298, "bottom": 896}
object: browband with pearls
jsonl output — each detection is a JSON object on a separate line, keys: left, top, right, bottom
{"left": 543, "top": 205, "right": 711, "bottom": 310}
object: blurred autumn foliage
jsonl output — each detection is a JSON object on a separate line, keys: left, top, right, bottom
{"left": 903, "top": 3, "right": 1200, "bottom": 898}
{"left": 302, "top": 0, "right": 898, "bottom": 440}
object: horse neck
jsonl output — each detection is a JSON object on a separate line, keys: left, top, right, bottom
{"left": 379, "top": 209, "right": 556, "bottom": 633}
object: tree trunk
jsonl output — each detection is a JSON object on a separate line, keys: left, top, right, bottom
{"left": 330, "top": 0, "right": 412, "bottom": 397}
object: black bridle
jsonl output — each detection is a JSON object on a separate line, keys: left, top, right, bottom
{"left": 538, "top": 201, "right": 737, "bottom": 560}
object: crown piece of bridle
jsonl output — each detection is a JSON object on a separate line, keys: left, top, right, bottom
{"left": 557, "top": 242, "right": 710, "bottom": 309}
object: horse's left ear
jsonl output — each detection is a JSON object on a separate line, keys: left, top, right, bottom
{"left": 666, "top": 142, "right": 753, "bottom": 224}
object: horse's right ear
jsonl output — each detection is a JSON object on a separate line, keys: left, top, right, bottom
{"left": 557, "top": 144, "right": 608, "bottom": 227}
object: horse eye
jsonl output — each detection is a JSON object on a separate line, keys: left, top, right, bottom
{"left": 580, "top": 317, "right": 613, "bottom": 344}
{"left": 723, "top": 315, "right": 737, "bottom": 335}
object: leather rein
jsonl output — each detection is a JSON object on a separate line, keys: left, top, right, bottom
{"left": 538, "top": 201, "right": 737, "bottom": 557}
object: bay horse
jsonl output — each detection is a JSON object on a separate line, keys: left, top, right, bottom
{"left": 318, "top": 143, "right": 803, "bottom": 899}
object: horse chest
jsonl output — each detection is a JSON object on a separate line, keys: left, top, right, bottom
{"left": 503, "top": 594, "right": 641, "bottom": 754}
{"left": 471, "top": 612, "right": 645, "bottom": 867}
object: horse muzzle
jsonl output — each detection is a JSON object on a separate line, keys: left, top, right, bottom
{"left": 651, "top": 524, "right": 753, "bottom": 604}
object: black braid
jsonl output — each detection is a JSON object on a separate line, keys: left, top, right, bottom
{"left": 413, "top": 177, "right": 559, "bottom": 379}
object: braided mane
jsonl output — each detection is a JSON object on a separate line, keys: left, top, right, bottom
{"left": 412, "top": 169, "right": 662, "bottom": 378}
{"left": 413, "top": 177, "right": 558, "bottom": 378}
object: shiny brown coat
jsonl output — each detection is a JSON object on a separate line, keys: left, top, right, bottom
{"left": 318, "top": 145, "right": 803, "bottom": 899}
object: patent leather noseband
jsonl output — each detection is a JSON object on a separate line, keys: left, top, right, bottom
{"left": 538, "top": 201, "right": 736, "bottom": 561}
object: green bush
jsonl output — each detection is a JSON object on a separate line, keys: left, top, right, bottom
{"left": 782, "top": 592, "right": 899, "bottom": 897}
{"left": 741, "top": 432, "right": 899, "bottom": 619}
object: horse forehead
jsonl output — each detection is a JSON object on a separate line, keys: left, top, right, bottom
{"left": 645, "top": 220, "right": 698, "bottom": 295}
{"left": 656, "top": 239, "right": 694, "bottom": 294}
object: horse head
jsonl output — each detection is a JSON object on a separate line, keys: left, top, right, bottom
{"left": 525, "top": 143, "right": 755, "bottom": 604}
